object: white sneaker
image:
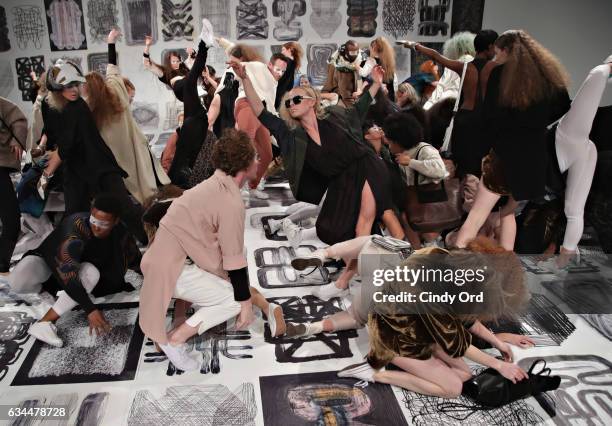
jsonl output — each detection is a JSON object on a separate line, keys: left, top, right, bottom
{"left": 312, "top": 282, "right": 349, "bottom": 300}
{"left": 267, "top": 303, "right": 286, "bottom": 337}
{"left": 159, "top": 342, "right": 200, "bottom": 371}
{"left": 250, "top": 188, "right": 270, "bottom": 200}
{"left": 28, "top": 321, "right": 63, "bottom": 347}
{"left": 285, "top": 321, "right": 324, "bottom": 338}
{"left": 199, "top": 18, "right": 215, "bottom": 48}
{"left": 257, "top": 179, "right": 266, "bottom": 191}
{"left": 291, "top": 249, "right": 327, "bottom": 270}
{"left": 267, "top": 218, "right": 283, "bottom": 234}
{"left": 337, "top": 361, "right": 377, "bottom": 382}
{"left": 283, "top": 218, "right": 302, "bottom": 249}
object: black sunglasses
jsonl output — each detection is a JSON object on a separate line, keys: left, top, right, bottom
{"left": 284, "top": 95, "right": 314, "bottom": 108}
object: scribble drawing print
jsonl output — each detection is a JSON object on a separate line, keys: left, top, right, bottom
{"left": 131, "top": 102, "right": 160, "bottom": 129}
{"left": 272, "top": 0, "right": 306, "bottom": 41}
{"left": 307, "top": 44, "right": 337, "bottom": 86}
{"left": 11, "top": 393, "right": 79, "bottom": 424}
{"left": 236, "top": 0, "right": 268, "bottom": 40}
{"left": 264, "top": 295, "right": 358, "bottom": 363}
{"left": 418, "top": 0, "right": 451, "bottom": 37}
{"left": 518, "top": 355, "right": 612, "bottom": 425}
{"left": 127, "top": 384, "right": 257, "bottom": 425}
{"left": 346, "top": 0, "right": 378, "bottom": 38}
{"left": 75, "top": 392, "right": 109, "bottom": 425}
{"left": 88, "top": 52, "right": 111, "bottom": 76}
{"left": 0, "top": 61, "right": 14, "bottom": 98}
{"left": 16, "top": 56, "right": 46, "bottom": 102}
{"left": 86, "top": 0, "right": 120, "bottom": 44}
{"left": 310, "top": 0, "right": 341, "bottom": 39}
{"left": 122, "top": 0, "right": 158, "bottom": 45}
{"left": 0, "top": 311, "right": 35, "bottom": 382}
{"left": 581, "top": 314, "right": 612, "bottom": 340}
{"left": 46, "top": 0, "right": 88, "bottom": 51}
{"left": 11, "top": 6, "right": 46, "bottom": 49}
{"left": 162, "top": 0, "right": 194, "bottom": 41}
{"left": 201, "top": 0, "right": 230, "bottom": 38}
{"left": 383, "top": 0, "right": 416, "bottom": 38}
{"left": 0, "top": 6, "right": 10, "bottom": 51}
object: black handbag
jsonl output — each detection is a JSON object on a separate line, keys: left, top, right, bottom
{"left": 462, "top": 359, "right": 561, "bottom": 407}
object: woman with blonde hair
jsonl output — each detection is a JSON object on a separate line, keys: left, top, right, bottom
{"left": 396, "top": 82, "right": 420, "bottom": 109}
{"left": 452, "top": 30, "right": 571, "bottom": 250}
{"left": 359, "top": 37, "right": 397, "bottom": 100}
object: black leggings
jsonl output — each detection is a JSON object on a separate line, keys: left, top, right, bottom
{"left": 0, "top": 167, "right": 20, "bottom": 271}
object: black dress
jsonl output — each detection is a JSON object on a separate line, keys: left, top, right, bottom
{"left": 305, "top": 119, "right": 392, "bottom": 244}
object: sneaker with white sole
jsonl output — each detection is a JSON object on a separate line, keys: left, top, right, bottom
{"left": 199, "top": 18, "right": 215, "bottom": 48}
{"left": 250, "top": 188, "right": 270, "bottom": 200}
{"left": 283, "top": 218, "right": 302, "bottom": 249}
{"left": 28, "top": 321, "right": 63, "bottom": 347}
{"left": 285, "top": 321, "right": 324, "bottom": 338}
{"left": 267, "top": 303, "right": 286, "bottom": 337}
{"left": 337, "top": 361, "right": 377, "bottom": 382}
{"left": 312, "top": 282, "right": 349, "bottom": 300}
{"left": 267, "top": 218, "right": 283, "bottom": 234}
{"left": 159, "top": 342, "right": 200, "bottom": 371}
{"left": 291, "top": 249, "right": 328, "bottom": 270}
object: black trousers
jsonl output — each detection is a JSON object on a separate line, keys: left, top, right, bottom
{"left": 0, "top": 167, "right": 20, "bottom": 271}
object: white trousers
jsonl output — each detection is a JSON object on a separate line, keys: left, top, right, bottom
{"left": 555, "top": 64, "right": 609, "bottom": 251}
{"left": 173, "top": 263, "right": 241, "bottom": 335}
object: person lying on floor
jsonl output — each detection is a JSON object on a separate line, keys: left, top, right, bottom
{"left": 8, "top": 193, "right": 141, "bottom": 347}
{"left": 139, "top": 129, "right": 287, "bottom": 371}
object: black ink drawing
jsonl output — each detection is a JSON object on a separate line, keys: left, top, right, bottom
{"left": 402, "top": 366, "right": 544, "bottom": 426}
{"left": 0, "top": 311, "right": 35, "bottom": 382}
{"left": 346, "top": 0, "right": 378, "bottom": 38}
{"left": 542, "top": 277, "right": 612, "bottom": 314}
{"left": 86, "top": 0, "right": 120, "bottom": 44}
{"left": 143, "top": 320, "right": 252, "bottom": 375}
{"left": 519, "top": 254, "right": 600, "bottom": 275}
{"left": 418, "top": 0, "right": 451, "bottom": 37}
{"left": 236, "top": 0, "right": 268, "bottom": 40}
{"left": 451, "top": 0, "right": 484, "bottom": 34}
{"left": 12, "top": 303, "right": 145, "bottom": 385}
{"left": 131, "top": 102, "right": 160, "bottom": 130}
{"left": 263, "top": 296, "right": 358, "bottom": 363}
{"left": 15, "top": 56, "right": 46, "bottom": 102}
{"left": 161, "top": 0, "right": 194, "bottom": 41}
{"left": 122, "top": 0, "right": 158, "bottom": 45}
{"left": 310, "top": 0, "right": 341, "bottom": 39}
{"left": 272, "top": 0, "right": 306, "bottom": 41}
{"left": 261, "top": 214, "right": 288, "bottom": 241}
{"left": 0, "top": 60, "right": 13, "bottom": 98}
{"left": 200, "top": 0, "right": 230, "bottom": 38}
{"left": 11, "top": 392, "right": 79, "bottom": 424}
{"left": 11, "top": 6, "right": 45, "bottom": 49}
{"left": 163, "top": 101, "right": 184, "bottom": 130}
{"left": 0, "top": 6, "right": 10, "bottom": 52}
{"left": 87, "top": 52, "right": 112, "bottom": 76}
{"left": 307, "top": 44, "right": 337, "bottom": 86}
{"left": 383, "top": 0, "right": 416, "bottom": 39}
{"left": 581, "top": 314, "right": 612, "bottom": 340}
{"left": 52, "top": 55, "right": 84, "bottom": 70}
{"left": 127, "top": 383, "right": 257, "bottom": 425}
{"left": 45, "top": 0, "right": 88, "bottom": 51}
{"left": 255, "top": 246, "right": 339, "bottom": 289}
{"left": 410, "top": 42, "right": 443, "bottom": 75}
{"left": 75, "top": 392, "right": 109, "bottom": 425}
{"left": 518, "top": 355, "right": 612, "bottom": 425}
{"left": 260, "top": 370, "right": 408, "bottom": 425}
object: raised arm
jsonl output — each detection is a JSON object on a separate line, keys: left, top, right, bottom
{"left": 399, "top": 41, "right": 467, "bottom": 76}
{"left": 229, "top": 60, "right": 264, "bottom": 116}
{"left": 142, "top": 35, "right": 164, "bottom": 78}
{"left": 107, "top": 28, "right": 120, "bottom": 66}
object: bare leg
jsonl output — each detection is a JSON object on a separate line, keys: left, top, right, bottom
{"left": 382, "top": 209, "right": 405, "bottom": 239}
{"left": 402, "top": 213, "right": 422, "bottom": 249}
{"left": 173, "top": 299, "right": 192, "bottom": 328}
{"left": 455, "top": 180, "right": 501, "bottom": 248}
{"left": 498, "top": 197, "right": 518, "bottom": 251}
{"left": 250, "top": 287, "right": 286, "bottom": 336}
{"left": 40, "top": 309, "right": 60, "bottom": 323}
{"left": 355, "top": 181, "right": 376, "bottom": 237}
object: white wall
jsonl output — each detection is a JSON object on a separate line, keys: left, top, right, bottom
{"left": 483, "top": 0, "right": 612, "bottom": 105}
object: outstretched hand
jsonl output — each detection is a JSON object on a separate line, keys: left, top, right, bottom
{"left": 107, "top": 28, "right": 121, "bottom": 44}
{"left": 397, "top": 40, "right": 418, "bottom": 49}
{"left": 371, "top": 65, "right": 385, "bottom": 85}
{"left": 144, "top": 35, "right": 153, "bottom": 47}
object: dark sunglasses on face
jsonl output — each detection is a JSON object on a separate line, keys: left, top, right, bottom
{"left": 284, "top": 95, "right": 314, "bottom": 108}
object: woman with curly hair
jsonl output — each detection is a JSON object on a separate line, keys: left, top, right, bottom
{"left": 453, "top": 30, "right": 571, "bottom": 250}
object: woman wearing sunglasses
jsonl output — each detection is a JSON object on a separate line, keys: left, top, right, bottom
{"left": 230, "top": 62, "right": 405, "bottom": 299}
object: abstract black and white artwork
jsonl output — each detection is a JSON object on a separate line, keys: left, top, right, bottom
{"left": 86, "top": 0, "right": 120, "bottom": 44}
{"left": 161, "top": 0, "right": 194, "bottom": 41}
{"left": 0, "top": 6, "right": 10, "bottom": 52}
{"left": 272, "top": 0, "right": 306, "bottom": 41}
{"left": 131, "top": 102, "right": 160, "bottom": 130}
{"left": 260, "top": 370, "right": 408, "bottom": 425}
{"left": 383, "top": 0, "right": 416, "bottom": 39}
{"left": 11, "top": 5, "right": 46, "bottom": 49}
{"left": 44, "top": 0, "right": 88, "bottom": 51}
{"left": 0, "top": 276, "right": 47, "bottom": 308}
{"left": 542, "top": 277, "right": 612, "bottom": 314}
{"left": 12, "top": 303, "right": 144, "bottom": 385}
{"left": 0, "top": 311, "right": 35, "bottom": 382}
{"left": 236, "top": 0, "right": 268, "bottom": 40}
{"left": 451, "top": 0, "right": 485, "bottom": 34}
{"left": 127, "top": 383, "right": 257, "bottom": 425}
{"left": 418, "top": 0, "right": 452, "bottom": 37}
{"left": 150, "top": 132, "right": 173, "bottom": 158}
{"left": 255, "top": 246, "right": 339, "bottom": 289}
{"left": 520, "top": 255, "right": 600, "bottom": 275}
{"left": 87, "top": 52, "right": 112, "bottom": 76}
{"left": 122, "top": 0, "right": 158, "bottom": 45}
{"left": 346, "top": 0, "right": 378, "bottom": 38}
{"left": 264, "top": 296, "right": 358, "bottom": 363}
{"left": 15, "top": 56, "right": 46, "bottom": 102}
{"left": 200, "top": 0, "right": 231, "bottom": 38}
{"left": 10, "top": 392, "right": 80, "bottom": 423}
{"left": 163, "top": 101, "right": 184, "bottom": 130}
{"left": 581, "top": 314, "right": 612, "bottom": 340}
{"left": 518, "top": 355, "right": 612, "bottom": 425}
{"left": 0, "top": 60, "right": 13, "bottom": 98}
{"left": 75, "top": 392, "right": 109, "bottom": 424}
{"left": 307, "top": 43, "right": 336, "bottom": 86}
{"left": 310, "top": 0, "right": 341, "bottom": 39}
